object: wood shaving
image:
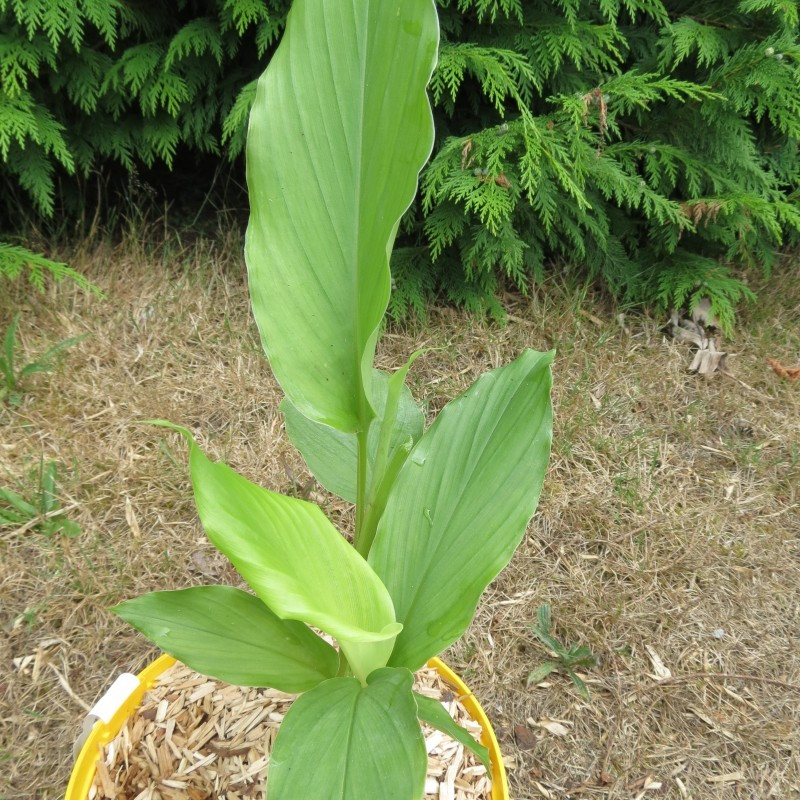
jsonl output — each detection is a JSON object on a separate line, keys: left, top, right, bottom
{"left": 89, "top": 662, "right": 492, "bottom": 800}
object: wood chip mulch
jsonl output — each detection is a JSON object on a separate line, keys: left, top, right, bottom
{"left": 89, "top": 662, "right": 492, "bottom": 800}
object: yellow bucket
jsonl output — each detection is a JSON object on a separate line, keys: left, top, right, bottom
{"left": 65, "top": 655, "right": 509, "bottom": 799}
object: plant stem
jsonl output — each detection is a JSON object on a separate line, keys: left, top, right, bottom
{"left": 354, "top": 425, "right": 369, "bottom": 555}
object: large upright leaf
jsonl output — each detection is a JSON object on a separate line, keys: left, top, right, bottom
{"left": 112, "top": 587, "right": 338, "bottom": 692}
{"left": 268, "top": 668, "right": 426, "bottom": 800}
{"left": 155, "top": 424, "right": 401, "bottom": 682}
{"left": 282, "top": 369, "right": 424, "bottom": 503}
{"left": 245, "top": 0, "right": 439, "bottom": 432}
{"left": 369, "top": 350, "right": 554, "bottom": 670}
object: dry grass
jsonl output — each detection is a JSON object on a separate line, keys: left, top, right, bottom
{"left": 2, "top": 235, "right": 799, "bottom": 799}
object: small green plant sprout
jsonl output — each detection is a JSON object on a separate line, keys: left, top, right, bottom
{"left": 0, "top": 460, "right": 80, "bottom": 538}
{"left": 112, "top": 2, "right": 553, "bottom": 798}
{"left": 0, "top": 313, "right": 86, "bottom": 406}
{"left": 527, "top": 605, "right": 596, "bottom": 701}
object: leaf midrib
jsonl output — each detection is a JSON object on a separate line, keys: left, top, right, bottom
{"left": 352, "top": 2, "right": 373, "bottom": 429}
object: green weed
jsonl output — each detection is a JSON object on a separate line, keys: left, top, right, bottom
{"left": 0, "top": 459, "right": 80, "bottom": 538}
{"left": 527, "top": 604, "right": 596, "bottom": 701}
{"left": 0, "top": 314, "right": 86, "bottom": 406}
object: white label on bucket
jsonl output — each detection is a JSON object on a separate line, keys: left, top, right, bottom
{"left": 73, "top": 672, "right": 141, "bottom": 762}
{"left": 90, "top": 672, "right": 140, "bottom": 723}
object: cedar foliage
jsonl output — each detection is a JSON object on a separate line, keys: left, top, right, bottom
{"left": 1, "top": 0, "right": 799, "bottom": 329}
{"left": 396, "top": 0, "right": 800, "bottom": 331}
{"left": 0, "top": 0, "right": 288, "bottom": 289}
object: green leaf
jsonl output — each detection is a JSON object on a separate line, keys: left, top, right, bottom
{"left": 413, "top": 691, "right": 491, "bottom": 772}
{"left": 268, "top": 668, "right": 426, "bottom": 800}
{"left": 569, "top": 646, "right": 596, "bottom": 667}
{"left": 370, "top": 350, "right": 553, "bottom": 670}
{"left": 566, "top": 669, "right": 591, "bottom": 701}
{"left": 358, "top": 350, "right": 431, "bottom": 555}
{"left": 24, "top": 334, "right": 87, "bottom": 375}
{"left": 526, "top": 662, "right": 559, "bottom": 686}
{"left": 17, "top": 361, "right": 55, "bottom": 379}
{"left": 282, "top": 369, "right": 424, "bottom": 504}
{"left": 40, "top": 461, "right": 57, "bottom": 513}
{"left": 152, "top": 423, "right": 401, "bottom": 682}
{"left": 0, "top": 487, "right": 37, "bottom": 518}
{"left": 282, "top": 398, "right": 358, "bottom": 500}
{"left": 531, "top": 604, "right": 564, "bottom": 654}
{"left": 2, "top": 313, "right": 19, "bottom": 389}
{"left": 537, "top": 604, "right": 551, "bottom": 633}
{"left": 50, "top": 517, "right": 81, "bottom": 538}
{"left": 244, "top": 0, "right": 439, "bottom": 432}
{"left": 531, "top": 627, "right": 563, "bottom": 656}
{"left": 0, "top": 507, "right": 28, "bottom": 526}
{"left": 112, "top": 587, "right": 338, "bottom": 692}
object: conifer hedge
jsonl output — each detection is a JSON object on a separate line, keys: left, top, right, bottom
{"left": 1, "top": 0, "right": 798, "bottom": 328}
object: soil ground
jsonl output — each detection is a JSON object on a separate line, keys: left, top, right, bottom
{"left": 2, "top": 236, "right": 799, "bottom": 799}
